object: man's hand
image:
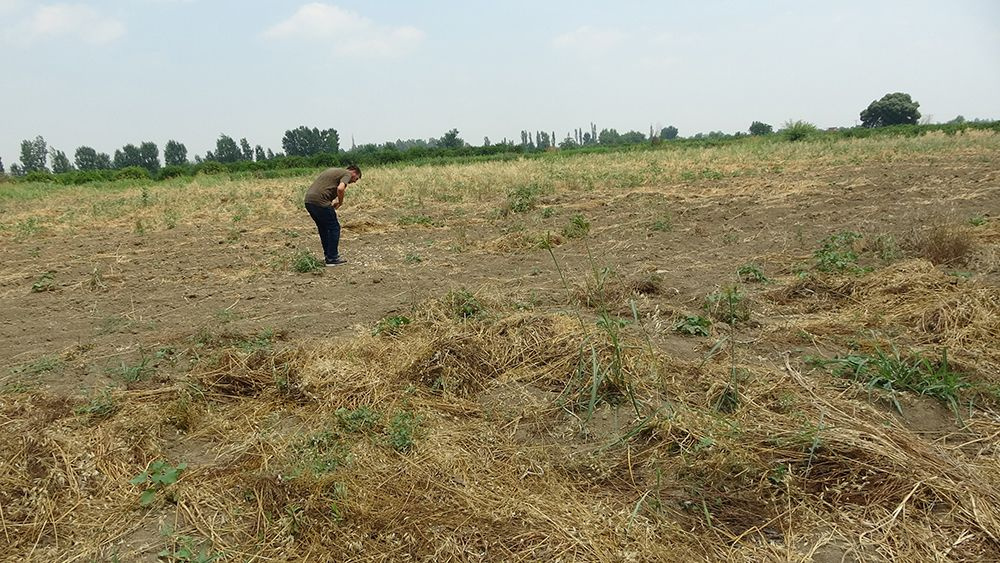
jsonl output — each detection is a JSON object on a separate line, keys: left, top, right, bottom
{"left": 332, "top": 201, "right": 342, "bottom": 210}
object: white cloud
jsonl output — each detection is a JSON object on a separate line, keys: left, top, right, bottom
{"left": 263, "top": 3, "right": 423, "bottom": 57}
{"left": 552, "top": 25, "right": 624, "bottom": 52}
{"left": 3, "top": 3, "right": 125, "bottom": 45}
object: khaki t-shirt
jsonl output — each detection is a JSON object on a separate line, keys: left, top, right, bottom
{"left": 304, "top": 167, "right": 352, "bottom": 207}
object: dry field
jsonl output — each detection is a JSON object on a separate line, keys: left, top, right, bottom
{"left": 1, "top": 132, "right": 999, "bottom": 562}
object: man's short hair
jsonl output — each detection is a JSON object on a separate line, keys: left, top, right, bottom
{"left": 347, "top": 164, "right": 362, "bottom": 178}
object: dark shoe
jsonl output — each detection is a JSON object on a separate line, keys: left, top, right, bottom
{"left": 326, "top": 258, "right": 347, "bottom": 266}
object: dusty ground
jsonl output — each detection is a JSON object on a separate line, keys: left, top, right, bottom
{"left": 1, "top": 136, "right": 999, "bottom": 561}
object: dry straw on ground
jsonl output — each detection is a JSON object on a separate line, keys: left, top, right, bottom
{"left": 3, "top": 277, "right": 1000, "bottom": 560}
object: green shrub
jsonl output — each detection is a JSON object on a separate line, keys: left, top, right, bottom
{"left": 197, "top": 161, "right": 227, "bottom": 175}
{"left": 158, "top": 165, "right": 191, "bottom": 180}
{"left": 782, "top": 120, "right": 818, "bottom": 142}
{"left": 23, "top": 171, "right": 56, "bottom": 183}
{"left": 114, "top": 166, "right": 150, "bottom": 180}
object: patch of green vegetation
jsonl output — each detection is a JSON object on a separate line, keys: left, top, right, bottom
{"left": 214, "top": 308, "right": 239, "bottom": 323}
{"left": 372, "top": 315, "right": 411, "bottom": 336}
{"left": 736, "top": 263, "right": 768, "bottom": 283}
{"left": 563, "top": 213, "right": 590, "bottom": 238}
{"left": 292, "top": 250, "right": 324, "bottom": 273}
{"left": 164, "top": 209, "right": 179, "bottom": 229}
{"left": 398, "top": 214, "right": 435, "bottom": 226}
{"left": 404, "top": 252, "right": 423, "bottom": 264}
{"left": 445, "top": 289, "right": 484, "bottom": 320}
{"left": 98, "top": 314, "right": 156, "bottom": 334}
{"left": 650, "top": 214, "right": 673, "bottom": 232}
{"left": 505, "top": 184, "right": 541, "bottom": 213}
{"left": 130, "top": 459, "right": 187, "bottom": 506}
{"left": 782, "top": 120, "right": 818, "bottom": 142}
{"left": 808, "top": 347, "right": 968, "bottom": 415}
{"left": 112, "top": 356, "right": 153, "bottom": 383}
{"left": 235, "top": 329, "right": 275, "bottom": 353}
{"left": 293, "top": 431, "right": 351, "bottom": 475}
{"left": 14, "top": 217, "right": 42, "bottom": 240}
{"left": 158, "top": 535, "right": 220, "bottom": 563}
{"left": 31, "top": 271, "right": 56, "bottom": 293}
{"left": 386, "top": 411, "right": 421, "bottom": 452}
{"left": 12, "top": 355, "right": 63, "bottom": 376}
{"left": 335, "top": 406, "right": 380, "bottom": 433}
{"left": 968, "top": 215, "right": 987, "bottom": 227}
{"left": 75, "top": 387, "right": 117, "bottom": 419}
{"left": 704, "top": 286, "right": 750, "bottom": 324}
{"left": 540, "top": 206, "right": 555, "bottom": 219}
{"left": 814, "top": 231, "right": 864, "bottom": 273}
{"left": 674, "top": 315, "right": 711, "bottom": 337}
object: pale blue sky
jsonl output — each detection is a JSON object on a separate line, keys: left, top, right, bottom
{"left": 2, "top": 0, "right": 998, "bottom": 166}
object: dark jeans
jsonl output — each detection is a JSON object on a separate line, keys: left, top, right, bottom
{"left": 305, "top": 203, "right": 341, "bottom": 262}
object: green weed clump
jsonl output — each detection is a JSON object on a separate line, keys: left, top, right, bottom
{"left": 704, "top": 286, "right": 751, "bottom": 324}
{"left": 737, "top": 263, "right": 768, "bottom": 283}
{"left": 293, "top": 431, "right": 350, "bottom": 475}
{"left": 809, "top": 347, "right": 969, "bottom": 415}
{"left": 292, "top": 250, "right": 324, "bottom": 273}
{"left": 158, "top": 535, "right": 220, "bottom": 563}
{"left": 814, "top": 231, "right": 864, "bottom": 273}
{"left": 505, "top": 184, "right": 541, "bottom": 213}
{"left": 675, "top": 315, "right": 711, "bottom": 336}
{"left": 563, "top": 213, "right": 591, "bottom": 238}
{"left": 372, "top": 315, "right": 411, "bottom": 336}
{"left": 75, "top": 388, "right": 117, "bottom": 420}
{"left": 335, "top": 406, "right": 380, "bottom": 433}
{"left": 130, "top": 460, "right": 187, "bottom": 506}
{"left": 445, "top": 289, "right": 485, "bottom": 320}
{"left": 782, "top": 120, "right": 818, "bottom": 142}
{"left": 31, "top": 271, "right": 56, "bottom": 292}
{"left": 386, "top": 411, "right": 421, "bottom": 452}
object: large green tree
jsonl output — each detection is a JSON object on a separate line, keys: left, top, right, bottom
{"left": 214, "top": 134, "right": 242, "bottom": 163}
{"left": 240, "top": 138, "right": 253, "bottom": 161}
{"left": 749, "top": 121, "right": 773, "bottom": 136}
{"left": 440, "top": 129, "right": 464, "bottom": 149}
{"left": 114, "top": 144, "right": 142, "bottom": 169}
{"left": 164, "top": 140, "right": 188, "bottom": 166}
{"left": 139, "top": 142, "right": 160, "bottom": 174}
{"left": 19, "top": 136, "right": 48, "bottom": 173}
{"left": 75, "top": 146, "right": 101, "bottom": 170}
{"left": 660, "top": 126, "right": 679, "bottom": 140}
{"left": 282, "top": 126, "right": 340, "bottom": 156}
{"left": 50, "top": 149, "right": 73, "bottom": 173}
{"left": 860, "top": 92, "right": 921, "bottom": 127}
{"left": 598, "top": 128, "right": 621, "bottom": 145}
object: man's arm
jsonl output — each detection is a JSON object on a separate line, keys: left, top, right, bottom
{"left": 333, "top": 182, "right": 346, "bottom": 209}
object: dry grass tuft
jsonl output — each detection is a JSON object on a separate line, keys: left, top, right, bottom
{"left": 906, "top": 221, "right": 974, "bottom": 266}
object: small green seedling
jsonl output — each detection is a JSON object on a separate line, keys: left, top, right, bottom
{"left": 675, "top": 315, "right": 711, "bottom": 336}
{"left": 31, "top": 271, "right": 56, "bottom": 293}
{"left": 130, "top": 460, "right": 187, "bottom": 506}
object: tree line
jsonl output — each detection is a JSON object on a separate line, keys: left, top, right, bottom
{"left": 1, "top": 92, "right": 994, "bottom": 183}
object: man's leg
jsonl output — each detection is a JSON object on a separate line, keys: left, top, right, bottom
{"left": 306, "top": 204, "right": 336, "bottom": 262}
{"left": 328, "top": 209, "right": 341, "bottom": 260}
